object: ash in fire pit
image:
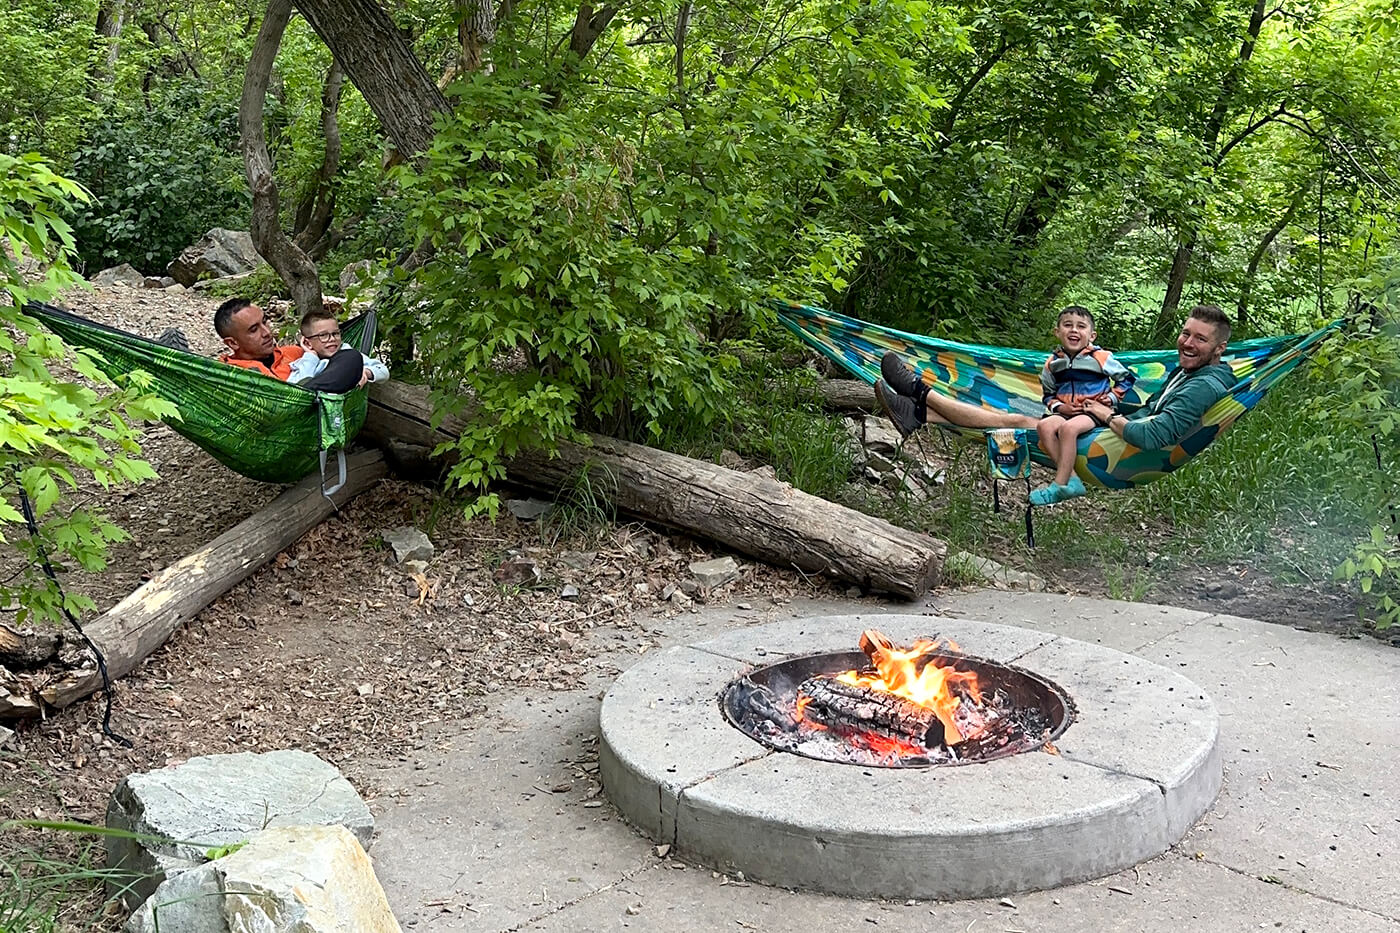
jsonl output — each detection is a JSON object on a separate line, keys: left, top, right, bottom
{"left": 721, "top": 630, "right": 1074, "bottom": 767}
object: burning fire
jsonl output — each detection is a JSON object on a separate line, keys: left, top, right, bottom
{"left": 837, "top": 630, "right": 982, "bottom": 745}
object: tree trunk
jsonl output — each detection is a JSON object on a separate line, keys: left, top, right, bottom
{"left": 294, "top": 0, "right": 450, "bottom": 159}
{"left": 0, "top": 452, "right": 387, "bottom": 721}
{"left": 457, "top": 0, "right": 496, "bottom": 74}
{"left": 360, "top": 382, "right": 945, "bottom": 599}
{"left": 292, "top": 59, "right": 346, "bottom": 260}
{"left": 242, "top": 0, "right": 325, "bottom": 316}
{"left": 1236, "top": 184, "right": 1306, "bottom": 330}
{"left": 1155, "top": 0, "right": 1270, "bottom": 336}
{"left": 94, "top": 0, "right": 125, "bottom": 77}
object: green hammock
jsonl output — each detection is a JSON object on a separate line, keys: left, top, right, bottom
{"left": 774, "top": 300, "right": 1343, "bottom": 489}
{"left": 23, "top": 301, "right": 375, "bottom": 487}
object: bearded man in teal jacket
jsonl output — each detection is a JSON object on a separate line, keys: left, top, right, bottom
{"left": 876, "top": 304, "right": 1235, "bottom": 453}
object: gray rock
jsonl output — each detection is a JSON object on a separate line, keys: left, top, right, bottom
{"left": 124, "top": 824, "right": 401, "bottom": 933}
{"left": 506, "top": 497, "right": 554, "bottom": 521}
{"left": 945, "top": 551, "right": 1047, "bottom": 592}
{"left": 339, "top": 259, "right": 374, "bottom": 294}
{"left": 142, "top": 276, "right": 165, "bottom": 288}
{"left": 0, "top": 725, "right": 14, "bottom": 748}
{"left": 494, "top": 557, "right": 541, "bottom": 587}
{"left": 1203, "top": 579, "right": 1246, "bottom": 600}
{"left": 561, "top": 584, "right": 580, "bottom": 600}
{"left": 106, "top": 750, "right": 374, "bottom": 911}
{"left": 91, "top": 263, "right": 145, "bottom": 287}
{"left": 690, "top": 556, "right": 740, "bottom": 589}
{"left": 866, "top": 451, "right": 896, "bottom": 474}
{"left": 560, "top": 551, "right": 597, "bottom": 571}
{"left": 167, "top": 229, "right": 265, "bottom": 287}
{"left": 857, "top": 415, "right": 904, "bottom": 454}
{"left": 163, "top": 283, "right": 187, "bottom": 295}
{"left": 383, "top": 526, "right": 433, "bottom": 563}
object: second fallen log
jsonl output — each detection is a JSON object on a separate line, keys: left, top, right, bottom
{"left": 363, "top": 383, "right": 944, "bottom": 599}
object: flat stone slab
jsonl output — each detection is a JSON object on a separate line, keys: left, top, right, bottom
{"left": 106, "top": 749, "right": 374, "bottom": 910}
{"left": 600, "top": 615, "right": 1220, "bottom": 900}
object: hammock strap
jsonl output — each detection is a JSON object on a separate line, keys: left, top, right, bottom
{"left": 10, "top": 471, "right": 132, "bottom": 747}
{"left": 315, "top": 392, "right": 349, "bottom": 500}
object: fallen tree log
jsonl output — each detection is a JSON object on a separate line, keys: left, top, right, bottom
{"left": 766, "top": 378, "right": 875, "bottom": 413}
{"left": 0, "top": 450, "right": 387, "bottom": 721}
{"left": 363, "top": 383, "right": 943, "bottom": 599}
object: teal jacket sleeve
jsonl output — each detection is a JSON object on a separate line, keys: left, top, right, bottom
{"left": 1122, "top": 365, "right": 1234, "bottom": 450}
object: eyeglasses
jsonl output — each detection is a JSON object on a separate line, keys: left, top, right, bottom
{"left": 304, "top": 330, "right": 341, "bottom": 342}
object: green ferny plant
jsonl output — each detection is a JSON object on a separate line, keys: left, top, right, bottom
{"left": 0, "top": 153, "right": 175, "bottom": 627}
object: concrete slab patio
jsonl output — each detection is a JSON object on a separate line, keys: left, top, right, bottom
{"left": 367, "top": 591, "right": 1400, "bottom": 933}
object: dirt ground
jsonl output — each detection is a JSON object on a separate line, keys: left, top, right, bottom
{"left": 0, "top": 284, "right": 1383, "bottom": 929}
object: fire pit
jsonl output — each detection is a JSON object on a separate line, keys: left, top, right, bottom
{"left": 600, "top": 615, "right": 1222, "bottom": 900}
{"left": 721, "top": 630, "right": 1074, "bottom": 767}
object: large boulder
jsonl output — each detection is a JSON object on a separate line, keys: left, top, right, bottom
{"left": 124, "top": 824, "right": 402, "bottom": 933}
{"left": 91, "top": 263, "right": 146, "bottom": 287}
{"left": 106, "top": 749, "right": 375, "bottom": 911}
{"left": 167, "top": 229, "right": 266, "bottom": 287}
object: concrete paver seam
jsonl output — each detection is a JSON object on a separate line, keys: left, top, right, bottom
{"left": 1183, "top": 850, "right": 1400, "bottom": 924}
{"left": 496, "top": 857, "right": 664, "bottom": 933}
{"left": 1129, "top": 616, "right": 1212, "bottom": 655}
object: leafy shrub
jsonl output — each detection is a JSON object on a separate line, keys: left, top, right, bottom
{"left": 66, "top": 85, "right": 248, "bottom": 274}
{"left": 0, "top": 153, "right": 173, "bottom": 626}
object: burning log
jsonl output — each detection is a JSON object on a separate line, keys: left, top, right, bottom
{"left": 797, "top": 677, "right": 943, "bottom": 749}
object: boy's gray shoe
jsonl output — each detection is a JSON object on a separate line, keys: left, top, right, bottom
{"left": 875, "top": 379, "right": 920, "bottom": 438}
{"left": 880, "top": 351, "right": 925, "bottom": 399}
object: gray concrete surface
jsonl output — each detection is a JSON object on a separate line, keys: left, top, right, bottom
{"left": 600, "top": 616, "right": 1220, "bottom": 899}
{"left": 367, "top": 591, "right": 1400, "bottom": 932}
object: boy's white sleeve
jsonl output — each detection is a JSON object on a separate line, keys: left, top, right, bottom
{"left": 361, "top": 351, "right": 390, "bottom": 384}
{"left": 287, "top": 353, "right": 319, "bottom": 384}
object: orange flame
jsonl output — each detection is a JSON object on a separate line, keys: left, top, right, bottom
{"left": 837, "top": 632, "right": 981, "bottom": 745}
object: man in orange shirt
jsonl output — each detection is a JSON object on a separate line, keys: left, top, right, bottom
{"left": 215, "top": 298, "right": 306, "bottom": 379}
{"left": 214, "top": 297, "right": 365, "bottom": 392}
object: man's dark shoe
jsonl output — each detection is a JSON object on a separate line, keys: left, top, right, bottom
{"left": 880, "top": 351, "right": 925, "bottom": 399}
{"left": 875, "top": 379, "right": 921, "bottom": 438}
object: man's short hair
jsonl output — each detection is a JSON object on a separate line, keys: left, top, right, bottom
{"left": 299, "top": 308, "right": 337, "bottom": 332}
{"left": 1188, "top": 304, "right": 1232, "bottom": 344}
{"left": 213, "top": 298, "right": 255, "bottom": 338}
{"left": 1057, "top": 305, "right": 1094, "bottom": 328}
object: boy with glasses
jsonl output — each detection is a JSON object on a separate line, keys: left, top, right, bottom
{"left": 289, "top": 308, "right": 389, "bottom": 389}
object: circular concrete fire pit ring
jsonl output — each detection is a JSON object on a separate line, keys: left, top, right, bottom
{"left": 600, "top": 615, "right": 1221, "bottom": 900}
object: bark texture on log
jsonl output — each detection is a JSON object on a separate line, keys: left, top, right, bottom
{"left": 798, "top": 677, "right": 941, "bottom": 748}
{"left": 0, "top": 451, "right": 386, "bottom": 721}
{"left": 362, "top": 382, "right": 943, "bottom": 598}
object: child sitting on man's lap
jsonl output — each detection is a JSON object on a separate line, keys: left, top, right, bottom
{"left": 288, "top": 308, "right": 389, "bottom": 389}
{"left": 1032, "top": 306, "right": 1135, "bottom": 506}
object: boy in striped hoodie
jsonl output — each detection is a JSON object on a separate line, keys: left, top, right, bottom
{"left": 1032, "top": 306, "right": 1135, "bottom": 506}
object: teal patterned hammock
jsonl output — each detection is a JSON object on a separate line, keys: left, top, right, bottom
{"left": 774, "top": 300, "right": 1343, "bottom": 489}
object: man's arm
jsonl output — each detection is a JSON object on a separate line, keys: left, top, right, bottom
{"left": 1119, "top": 371, "right": 1231, "bottom": 450}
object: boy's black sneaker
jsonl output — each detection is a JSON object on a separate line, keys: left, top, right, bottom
{"left": 875, "top": 379, "right": 921, "bottom": 438}
{"left": 880, "top": 351, "right": 925, "bottom": 400}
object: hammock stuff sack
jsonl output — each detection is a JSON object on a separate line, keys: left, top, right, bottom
{"left": 22, "top": 302, "right": 376, "bottom": 491}
{"left": 775, "top": 300, "right": 1342, "bottom": 489}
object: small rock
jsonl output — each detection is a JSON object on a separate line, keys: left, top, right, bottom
{"left": 0, "top": 725, "right": 14, "bottom": 748}
{"left": 403, "top": 559, "right": 428, "bottom": 576}
{"left": 1203, "top": 579, "right": 1246, "bottom": 600}
{"left": 356, "top": 683, "right": 374, "bottom": 697}
{"left": 654, "top": 844, "right": 671, "bottom": 858}
{"left": 737, "top": 602, "right": 752, "bottom": 610}
{"left": 91, "top": 263, "right": 145, "bottom": 287}
{"left": 718, "top": 449, "right": 750, "bottom": 471}
{"left": 286, "top": 589, "right": 303, "bottom": 606}
{"left": 561, "top": 584, "right": 580, "bottom": 600}
{"left": 634, "top": 581, "right": 651, "bottom": 596}
{"left": 919, "top": 465, "right": 946, "bottom": 485}
{"left": 506, "top": 497, "right": 554, "bottom": 521}
{"left": 865, "top": 451, "right": 896, "bottom": 473}
{"left": 494, "top": 557, "right": 541, "bottom": 587}
{"left": 383, "top": 527, "right": 434, "bottom": 563}
{"left": 669, "top": 589, "right": 691, "bottom": 607}
{"left": 560, "top": 551, "right": 597, "bottom": 571}
{"left": 661, "top": 583, "right": 677, "bottom": 600}
{"left": 690, "top": 556, "right": 740, "bottom": 589}
{"left": 858, "top": 415, "right": 904, "bottom": 453}
{"left": 845, "top": 586, "right": 863, "bottom": 598}
{"left": 462, "top": 592, "right": 476, "bottom": 607}
{"left": 625, "top": 904, "right": 641, "bottom": 916}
